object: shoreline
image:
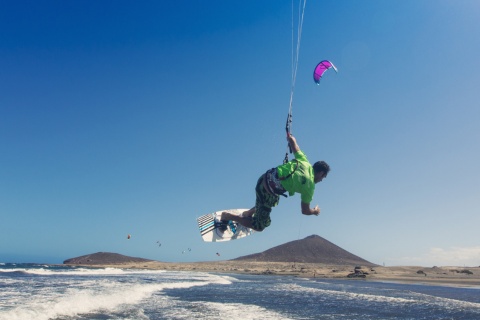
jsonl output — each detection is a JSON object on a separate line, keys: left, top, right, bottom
{"left": 65, "top": 261, "right": 480, "bottom": 288}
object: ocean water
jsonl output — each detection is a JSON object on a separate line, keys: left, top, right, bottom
{"left": 1, "top": 263, "right": 480, "bottom": 320}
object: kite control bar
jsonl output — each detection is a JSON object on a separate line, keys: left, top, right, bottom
{"left": 284, "top": 112, "right": 293, "bottom": 164}
{"left": 285, "top": 112, "right": 292, "bottom": 136}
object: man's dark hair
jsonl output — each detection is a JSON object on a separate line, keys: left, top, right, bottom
{"left": 313, "top": 161, "right": 330, "bottom": 177}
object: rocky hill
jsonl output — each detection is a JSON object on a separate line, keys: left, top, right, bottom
{"left": 63, "top": 252, "right": 152, "bottom": 265}
{"left": 63, "top": 235, "right": 376, "bottom": 267}
{"left": 233, "top": 235, "right": 377, "bottom": 266}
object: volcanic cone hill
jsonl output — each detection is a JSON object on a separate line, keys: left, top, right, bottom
{"left": 233, "top": 235, "right": 377, "bottom": 266}
{"left": 64, "top": 252, "right": 153, "bottom": 265}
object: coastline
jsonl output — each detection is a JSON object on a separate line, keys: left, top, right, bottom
{"left": 65, "top": 261, "right": 480, "bottom": 288}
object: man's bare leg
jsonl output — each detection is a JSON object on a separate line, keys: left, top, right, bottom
{"left": 221, "top": 210, "right": 255, "bottom": 229}
{"left": 241, "top": 207, "right": 256, "bottom": 217}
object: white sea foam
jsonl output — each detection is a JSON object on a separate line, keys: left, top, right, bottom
{"left": 274, "top": 282, "right": 480, "bottom": 310}
{"left": 1, "top": 283, "right": 162, "bottom": 320}
{"left": 274, "top": 283, "right": 418, "bottom": 304}
{"left": 159, "top": 300, "right": 294, "bottom": 320}
{"left": 0, "top": 272, "right": 232, "bottom": 320}
{"left": 407, "top": 290, "right": 480, "bottom": 309}
{"left": 200, "top": 301, "right": 294, "bottom": 320}
{"left": 0, "top": 267, "right": 167, "bottom": 276}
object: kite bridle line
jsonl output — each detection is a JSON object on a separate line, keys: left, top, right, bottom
{"left": 284, "top": 0, "right": 307, "bottom": 164}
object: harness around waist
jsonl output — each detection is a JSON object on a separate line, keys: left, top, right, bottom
{"left": 263, "top": 168, "right": 286, "bottom": 197}
{"left": 263, "top": 160, "right": 299, "bottom": 197}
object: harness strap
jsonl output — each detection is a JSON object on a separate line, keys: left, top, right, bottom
{"left": 279, "top": 159, "right": 298, "bottom": 181}
{"left": 263, "top": 159, "right": 299, "bottom": 198}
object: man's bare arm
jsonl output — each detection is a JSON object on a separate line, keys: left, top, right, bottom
{"left": 301, "top": 202, "right": 320, "bottom": 216}
{"left": 287, "top": 134, "right": 300, "bottom": 153}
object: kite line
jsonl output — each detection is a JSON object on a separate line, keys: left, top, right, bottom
{"left": 284, "top": 0, "right": 307, "bottom": 164}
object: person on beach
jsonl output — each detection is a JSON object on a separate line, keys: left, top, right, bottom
{"left": 220, "top": 134, "right": 330, "bottom": 232}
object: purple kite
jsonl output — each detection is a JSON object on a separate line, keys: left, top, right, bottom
{"left": 313, "top": 60, "right": 338, "bottom": 84}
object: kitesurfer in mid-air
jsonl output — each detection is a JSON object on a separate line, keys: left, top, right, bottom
{"left": 220, "top": 134, "right": 330, "bottom": 232}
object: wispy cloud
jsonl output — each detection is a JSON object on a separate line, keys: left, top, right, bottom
{"left": 389, "top": 247, "right": 480, "bottom": 267}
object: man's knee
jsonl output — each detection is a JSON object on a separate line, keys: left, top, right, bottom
{"left": 251, "top": 207, "right": 271, "bottom": 231}
{"left": 252, "top": 225, "right": 265, "bottom": 232}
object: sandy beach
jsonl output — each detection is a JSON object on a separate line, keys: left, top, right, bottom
{"left": 75, "top": 261, "right": 480, "bottom": 288}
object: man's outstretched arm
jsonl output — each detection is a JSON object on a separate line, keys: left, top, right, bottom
{"left": 301, "top": 202, "right": 320, "bottom": 216}
{"left": 287, "top": 134, "right": 300, "bottom": 153}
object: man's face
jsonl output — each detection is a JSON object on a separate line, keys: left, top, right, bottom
{"left": 314, "top": 172, "right": 326, "bottom": 183}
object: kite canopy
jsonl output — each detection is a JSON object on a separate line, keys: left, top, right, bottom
{"left": 313, "top": 60, "right": 338, "bottom": 84}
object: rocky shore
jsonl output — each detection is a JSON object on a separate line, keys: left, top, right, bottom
{"left": 65, "top": 259, "right": 480, "bottom": 287}
{"left": 63, "top": 235, "right": 480, "bottom": 287}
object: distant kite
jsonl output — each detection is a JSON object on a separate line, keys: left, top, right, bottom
{"left": 313, "top": 60, "right": 338, "bottom": 85}
{"left": 216, "top": 252, "right": 220, "bottom": 256}
{"left": 127, "top": 234, "right": 131, "bottom": 240}
{"left": 156, "top": 241, "right": 161, "bottom": 247}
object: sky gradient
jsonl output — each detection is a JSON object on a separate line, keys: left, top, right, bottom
{"left": 1, "top": 0, "right": 479, "bottom": 266}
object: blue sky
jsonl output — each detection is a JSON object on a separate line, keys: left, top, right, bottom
{"left": 1, "top": 0, "right": 479, "bottom": 267}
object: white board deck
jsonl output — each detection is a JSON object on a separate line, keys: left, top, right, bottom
{"left": 197, "top": 208, "right": 254, "bottom": 242}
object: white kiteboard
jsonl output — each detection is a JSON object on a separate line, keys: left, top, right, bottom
{"left": 197, "top": 208, "right": 254, "bottom": 242}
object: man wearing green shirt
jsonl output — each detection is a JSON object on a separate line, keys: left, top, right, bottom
{"left": 220, "top": 134, "right": 330, "bottom": 231}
